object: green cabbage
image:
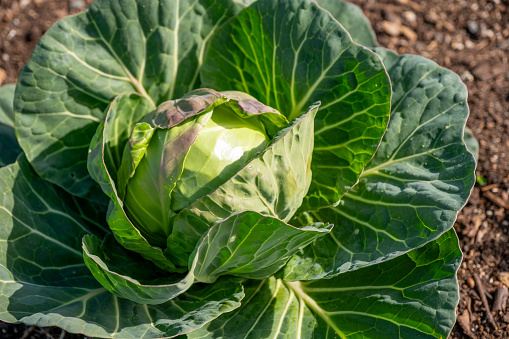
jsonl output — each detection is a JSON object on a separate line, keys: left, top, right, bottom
{"left": 0, "top": 0, "right": 475, "bottom": 338}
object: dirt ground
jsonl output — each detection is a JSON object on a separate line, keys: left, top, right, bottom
{"left": 0, "top": 0, "right": 508, "bottom": 338}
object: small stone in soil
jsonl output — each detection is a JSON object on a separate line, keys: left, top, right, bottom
{"left": 402, "top": 11, "right": 416, "bottom": 23}
{"left": 467, "top": 20, "right": 480, "bottom": 36}
{"left": 69, "top": 0, "right": 86, "bottom": 10}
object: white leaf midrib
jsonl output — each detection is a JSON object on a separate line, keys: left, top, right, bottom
{"left": 284, "top": 280, "right": 347, "bottom": 339}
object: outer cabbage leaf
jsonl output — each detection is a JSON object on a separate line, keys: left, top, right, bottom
{"left": 0, "top": 84, "right": 16, "bottom": 126}
{"left": 282, "top": 49, "right": 476, "bottom": 280}
{"left": 316, "top": 0, "right": 377, "bottom": 47}
{"left": 14, "top": 0, "right": 244, "bottom": 200}
{"left": 0, "top": 84, "right": 22, "bottom": 167}
{"left": 167, "top": 102, "right": 318, "bottom": 266}
{"left": 0, "top": 157, "right": 244, "bottom": 338}
{"left": 235, "top": 0, "right": 377, "bottom": 48}
{"left": 201, "top": 0, "right": 391, "bottom": 211}
{"left": 189, "top": 229, "right": 461, "bottom": 339}
{"left": 0, "top": 155, "right": 108, "bottom": 290}
{"left": 464, "top": 127, "right": 479, "bottom": 162}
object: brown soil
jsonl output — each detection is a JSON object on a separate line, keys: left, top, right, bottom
{"left": 1, "top": 0, "right": 508, "bottom": 338}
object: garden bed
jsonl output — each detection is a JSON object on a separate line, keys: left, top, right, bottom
{"left": 0, "top": 0, "right": 507, "bottom": 338}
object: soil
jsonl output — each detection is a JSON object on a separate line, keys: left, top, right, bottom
{"left": 0, "top": 0, "right": 508, "bottom": 338}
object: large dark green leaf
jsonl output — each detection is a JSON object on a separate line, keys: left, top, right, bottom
{"left": 190, "top": 229, "right": 461, "bottom": 339}
{"left": 0, "top": 84, "right": 22, "bottom": 167}
{"left": 282, "top": 49, "right": 475, "bottom": 280}
{"left": 316, "top": 0, "right": 377, "bottom": 47}
{"left": 0, "top": 84, "right": 16, "bottom": 126}
{"left": 167, "top": 102, "right": 318, "bottom": 266}
{"left": 0, "top": 157, "right": 244, "bottom": 338}
{"left": 14, "top": 0, "right": 243, "bottom": 200}
{"left": 202, "top": 0, "right": 391, "bottom": 211}
{"left": 0, "top": 155, "right": 107, "bottom": 289}
{"left": 464, "top": 127, "right": 479, "bottom": 162}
